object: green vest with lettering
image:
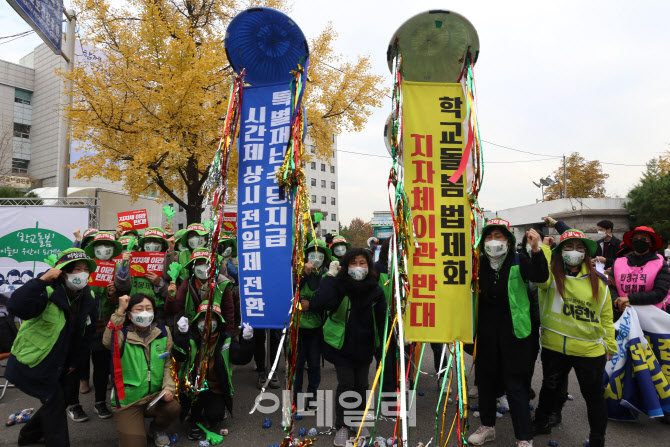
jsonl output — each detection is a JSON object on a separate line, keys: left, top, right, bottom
{"left": 184, "top": 280, "right": 231, "bottom": 323}
{"left": 131, "top": 277, "right": 163, "bottom": 308}
{"left": 184, "top": 336, "right": 234, "bottom": 394}
{"left": 11, "top": 286, "right": 93, "bottom": 368}
{"left": 111, "top": 327, "right": 168, "bottom": 407}
{"left": 322, "top": 296, "right": 379, "bottom": 350}
{"left": 299, "top": 273, "right": 323, "bottom": 330}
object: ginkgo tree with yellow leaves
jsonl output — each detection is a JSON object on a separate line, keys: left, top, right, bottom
{"left": 61, "top": 0, "right": 387, "bottom": 224}
{"left": 544, "top": 152, "right": 609, "bottom": 200}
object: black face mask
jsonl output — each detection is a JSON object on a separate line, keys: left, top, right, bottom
{"left": 632, "top": 239, "right": 651, "bottom": 254}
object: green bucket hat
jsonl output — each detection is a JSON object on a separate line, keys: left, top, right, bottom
{"left": 305, "top": 239, "right": 332, "bottom": 260}
{"left": 329, "top": 234, "right": 351, "bottom": 250}
{"left": 179, "top": 223, "right": 209, "bottom": 248}
{"left": 219, "top": 235, "right": 237, "bottom": 258}
{"left": 193, "top": 300, "right": 224, "bottom": 324}
{"left": 138, "top": 227, "right": 168, "bottom": 252}
{"left": 186, "top": 248, "right": 211, "bottom": 268}
{"left": 118, "top": 235, "right": 135, "bottom": 248}
{"left": 477, "top": 218, "right": 516, "bottom": 249}
{"left": 54, "top": 248, "right": 97, "bottom": 274}
{"left": 81, "top": 228, "right": 99, "bottom": 248}
{"left": 84, "top": 232, "right": 123, "bottom": 259}
{"left": 553, "top": 229, "right": 598, "bottom": 257}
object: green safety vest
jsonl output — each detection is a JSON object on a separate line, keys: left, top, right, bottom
{"left": 322, "top": 296, "right": 379, "bottom": 350}
{"left": 131, "top": 277, "right": 163, "bottom": 308}
{"left": 378, "top": 272, "right": 392, "bottom": 306}
{"left": 507, "top": 263, "right": 532, "bottom": 339}
{"left": 11, "top": 286, "right": 93, "bottom": 368}
{"left": 180, "top": 336, "right": 234, "bottom": 395}
{"left": 299, "top": 274, "right": 323, "bottom": 330}
{"left": 184, "top": 280, "right": 231, "bottom": 323}
{"left": 111, "top": 326, "right": 169, "bottom": 407}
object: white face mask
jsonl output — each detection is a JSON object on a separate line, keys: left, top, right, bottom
{"left": 597, "top": 230, "right": 607, "bottom": 238}
{"left": 130, "top": 311, "right": 154, "bottom": 328}
{"left": 178, "top": 243, "right": 189, "bottom": 252}
{"left": 665, "top": 249, "right": 670, "bottom": 258}
{"left": 222, "top": 246, "right": 233, "bottom": 257}
{"left": 333, "top": 245, "right": 347, "bottom": 257}
{"left": 65, "top": 272, "right": 89, "bottom": 290}
{"left": 194, "top": 263, "right": 210, "bottom": 280}
{"left": 94, "top": 244, "right": 114, "bottom": 261}
{"left": 484, "top": 240, "right": 508, "bottom": 258}
{"left": 197, "top": 320, "right": 217, "bottom": 333}
{"left": 188, "top": 235, "right": 206, "bottom": 249}
{"left": 307, "top": 251, "right": 325, "bottom": 269}
{"left": 562, "top": 250, "right": 585, "bottom": 266}
{"left": 144, "top": 241, "right": 162, "bottom": 252}
{"left": 348, "top": 266, "right": 368, "bottom": 281}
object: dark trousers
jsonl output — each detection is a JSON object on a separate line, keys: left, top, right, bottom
{"left": 479, "top": 368, "right": 533, "bottom": 441}
{"left": 191, "top": 390, "right": 227, "bottom": 427}
{"left": 295, "top": 328, "right": 321, "bottom": 396}
{"left": 20, "top": 380, "right": 72, "bottom": 446}
{"left": 253, "top": 329, "right": 281, "bottom": 372}
{"left": 537, "top": 349, "right": 608, "bottom": 447}
{"left": 379, "top": 331, "right": 398, "bottom": 397}
{"left": 91, "top": 347, "right": 110, "bottom": 402}
{"left": 334, "top": 362, "right": 370, "bottom": 429}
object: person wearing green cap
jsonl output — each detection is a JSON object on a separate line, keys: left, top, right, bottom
{"left": 72, "top": 227, "right": 99, "bottom": 250}
{"left": 163, "top": 223, "right": 209, "bottom": 285}
{"left": 295, "top": 239, "right": 331, "bottom": 410}
{"left": 532, "top": 230, "right": 616, "bottom": 447}
{"left": 5, "top": 248, "right": 98, "bottom": 446}
{"left": 217, "top": 235, "right": 238, "bottom": 285}
{"left": 164, "top": 248, "right": 235, "bottom": 334}
{"left": 328, "top": 235, "right": 351, "bottom": 263}
{"left": 467, "top": 219, "right": 547, "bottom": 447}
{"left": 115, "top": 227, "right": 172, "bottom": 326}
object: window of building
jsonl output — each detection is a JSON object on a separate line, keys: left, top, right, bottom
{"left": 14, "top": 89, "right": 32, "bottom": 105}
{"left": 13, "top": 123, "right": 30, "bottom": 139}
{"left": 321, "top": 163, "right": 326, "bottom": 172}
{"left": 330, "top": 166, "right": 335, "bottom": 174}
{"left": 331, "top": 197, "right": 336, "bottom": 205}
{"left": 311, "top": 178, "right": 316, "bottom": 187}
{"left": 321, "top": 180, "right": 326, "bottom": 188}
{"left": 330, "top": 181, "right": 335, "bottom": 189}
{"left": 311, "top": 162, "right": 316, "bottom": 170}
{"left": 178, "top": 223, "right": 184, "bottom": 230}
{"left": 321, "top": 196, "right": 326, "bottom": 204}
{"left": 311, "top": 194, "right": 316, "bottom": 202}
{"left": 11, "top": 158, "right": 29, "bottom": 174}
{"left": 322, "top": 229, "right": 327, "bottom": 237}
{"left": 302, "top": 161, "right": 306, "bottom": 168}
{"left": 178, "top": 204, "right": 184, "bottom": 212}
{"left": 331, "top": 213, "right": 337, "bottom": 221}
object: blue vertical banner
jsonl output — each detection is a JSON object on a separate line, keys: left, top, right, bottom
{"left": 238, "top": 82, "right": 294, "bottom": 329}
{"left": 7, "top": 0, "right": 63, "bottom": 55}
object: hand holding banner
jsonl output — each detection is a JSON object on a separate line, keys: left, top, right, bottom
{"left": 89, "top": 260, "right": 117, "bottom": 287}
{"left": 129, "top": 252, "right": 165, "bottom": 277}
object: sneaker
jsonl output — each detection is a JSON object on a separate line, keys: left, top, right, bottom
{"left": 468, "top": 385, "right": 479, "bottom": 398}
{"left": 497, "top": 395, "right": 509, "bottom": 411}
{"left": 67, "top": 405, "right": 89, "bottom": 422}
{"left": 79, "top": 380, "right": 90, "bottom": 394}
{"left": 257, "top": 372, "right": 268, "bottom": 390}
{"left": 188, "top": 424, "right": 202, "bottom": 440}
{"left": 93, "top": 401, "right": 112, "bottom": 419}
{"left": 334, "top": 427, "right": 349, "bottom": 446}
{"left": 269, "top": 373, "right": 280, "bottom": 389}
{"left": 152, "top": 430, "right": 170, "bottom": 446}
{"left": 467, "top": 425, "right": 495, "bottom": 445}
{"left": 517, "top": 441, "right": 533, "bottom": 447}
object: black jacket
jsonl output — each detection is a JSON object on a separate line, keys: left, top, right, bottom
{"left": 476, "top": 250, "right": 548, "bottom": 378}
{"left": 310, "top": 274, "right": 386, "bottom": 367}
{"left": 6, "top": 277, "right": 96, "bottom": 401}
{"left": 611, "top": 252, "right": 670, "bottom": 305}
{"left": 595, "top": 236, "right": 623, "bottom": 269}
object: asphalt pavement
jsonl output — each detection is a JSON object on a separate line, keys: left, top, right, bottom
{"left": 0, "top": 347, "right": 667, "bottom": 447}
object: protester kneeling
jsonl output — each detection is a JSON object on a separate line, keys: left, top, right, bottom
{"left": 103, "top": 293, "right": 180, "bottom": 447}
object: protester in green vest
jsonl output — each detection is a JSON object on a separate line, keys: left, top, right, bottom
{"left": 115, "top": 227, "right": 172, "bottom": 326}
{"left": 172, "top": 301, "right": 237, "bottom": 440}
{"left": 218, "top": 235, "right": 238, "bottom": 284}
{"left": 467, "top": 219, "right": 548, "bottom": 447}
{"left": 303, "top": 247, "right": 386, "bottom": 446}
{"left": 103, "top": 293, "right": 180, "bottom": 447}
{"left": 6, "top": 248, "right": 97, "bottom": 446}
{"left": 163, "top": 223, "right": 209, "bottom": 285}
{"left": 173, "top": 228, "right": 188, "bottom": 253}
{"left": 63, "top": 232, "right": 123, "bottom": 422}
{"left": 164, "top": 248, "right": 235, "bottom": 334}
{"left": 532, "top": 230, "right": 616, "bottom": 447}
{"left": 294, "top": 239, "right": 331, "bottom": 410}
{"left": 328, "top": 235, "right": 351, "bottom": 262}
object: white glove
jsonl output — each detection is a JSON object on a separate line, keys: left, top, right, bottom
{"left": 328, "top": 260, "right": 341, "bottom": 277}
{"left": 177, "top": 316, "right": 189, "bottom": 333}
{"left": 242, "top": 322, "right": 253, "bottom": 340}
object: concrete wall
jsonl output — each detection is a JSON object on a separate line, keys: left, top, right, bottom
{"left": 0, "top": 60, "right": 34, "bottom": 175}
{"left": 306, "top": 135, "right": 339, "bottom": 236}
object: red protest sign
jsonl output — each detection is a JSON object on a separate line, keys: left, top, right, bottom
{"left": 118, "top": 209, "right": 149, "bottom": 231}
{"left": 89, "top": 260, "right": 117, "bottom": 287}
{"left": 129, "top": 252, "right": 165, "bottom": 277}
{"left": 223, "top": 212, "right": 237, "bottom": 234}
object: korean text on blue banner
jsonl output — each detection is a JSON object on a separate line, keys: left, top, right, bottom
{"left": 7, "top": 0, "right": 62, "bottom": 55}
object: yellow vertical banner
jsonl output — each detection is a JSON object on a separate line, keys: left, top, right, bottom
{"left": 402, "top": 81, "right": 473, "bottom": 343}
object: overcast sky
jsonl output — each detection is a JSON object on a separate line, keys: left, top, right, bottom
{"left": 2, "top": 0, "right": 669, "bottom": 226}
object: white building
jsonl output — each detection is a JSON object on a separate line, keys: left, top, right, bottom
{"left": 304, "top": 138, "right": 339, "bottom": 237}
